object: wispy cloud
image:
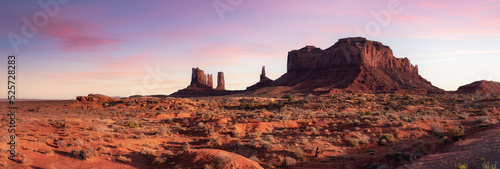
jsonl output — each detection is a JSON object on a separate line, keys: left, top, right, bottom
{"left": 41, "top": 18, "right": 123, "bottom": 52}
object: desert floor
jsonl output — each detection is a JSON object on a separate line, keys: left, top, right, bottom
{"left": 1, "top": 93, "right": 499, "bottom": 169}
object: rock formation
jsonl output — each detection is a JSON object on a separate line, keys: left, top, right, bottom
{"left": 207, "top": 74, "right": 213, "bottom": 88}
{"left": 215, "top": 72, "right": 225, "bottom": 91}
{"left": 273, "top": 37, "right": 443, "bottom": 94}
{"left": 170, "top": 68, "right": 236, "bottom": 97}
{"left": 247, "top": 66, "right": 274, "bottom": 90}
{"left": 456, "top": 80, "right": 500, "bottom": 94}
{"left": 173, "top": 149, "right": 263, "bottom": 169}
{"left": 171, "top": 37, "right": 445, "bottom": 97}
{"left": 188, "top": 67, "right": 212, "bottom": 90}
{"left": 76, "top": 94, "right": 118, "bottom": 103}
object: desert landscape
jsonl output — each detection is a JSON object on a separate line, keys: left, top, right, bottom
{"left": 1, "top": 37, "right": 500, "bottom": 169}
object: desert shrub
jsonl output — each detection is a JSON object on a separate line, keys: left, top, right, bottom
{"left": 381, "top": 134, "right": 395, "bottom": 142}
{"left": 182, "top": 142, "right": 191, "bottom": 151}
{"left": 156, "top": 126, "right": 171, "bottom": 136}
{"left": 71, "top": 138, "right": 84, "bottom": 147}
{"left": 451, "top": 126, "right": 466, "bottom": 141}
{"left": 281, "top": 157, "right": 297, "bottom": 167}
{"left": 239, "top": 100, "right": 254, "bottom": 110}
{"left": 82, "top": 148, "right": 99, "bottom": 160}
{"left": 21, "top": 156, "right": 32, "bottom": 165}
{"left": 70, "top": 148, "right": 99, "bottom": 160}
{"left": 349, "top": 138, "right": 360, "bottom": 147}
{"left": 45, "top": 148, "right": 54, "bottom": 155}
{"left": 482, "top": 161, "right": 497, "bottom": 169}
{"left": 247, "top": 132, "right": 261, "bottom": 139}
{"left": 47, "top": 133, "right": 58, "bottom": 140}
{"left": 57, "top": 140, "right": 68, "bottom": 148}
{"left": 117, "top": 156, "right": 132, "bottom": 163}
{"left": 207, "top": 136, "right": 222, "bottom": 147}
{"left": 205, "top": 154, "right": 233, "bottom": 169}
{"left": 261, "top": 141, "right": 274, "bottom": 151}
{"left": 294, "top": 147, "right": 305, "bottom": 159}
{"left": 127, "top": 121, "right": 139, "bottom": 128}
{"left": 404, "top": 95, "right": 411, "bottom": 100}
{"left": 431, "top": 123, "right": 444, "bottom": 135}
{"left": 151, "top": 156, "right": 168, "bottom": 165}
{"left": 201, "top": 112, "right": 212, "bottom": 121}
{"left": 134, "top": 133, "right": 146, "bottom": 139}
{"left": 37, "top": 136, "right": 47, "bottom": 143}
{"left": 263, "top": 135, "right": 274, "bottom": 142}
{"left": 249, "top": 155, "right": 260, "bottom": 162}
{"left": 358, "top": 99, "right": 366, "bottom": 104}
{"left": 140, "top": 147, "right": 156, "bottom": 156}
{"left": 357, "top": 134, "right": 370, "bottom": 144}
{"left": 230, "top": 130, "right": 240, "bottom": 138}
{"left": 456, "top": 163, "right": 468, "bottom": 169}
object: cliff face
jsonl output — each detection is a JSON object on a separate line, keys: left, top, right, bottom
{"left": 457, "top": 80, "right": 500, "bottom": 94}
{"left": 171, "top": 68, "right": 232, "bottom": 97}
{"left": 287, "top": 37, "right": 418, "bottom": 74}
{"left": 172, "top": 37, "right": 445, "bottom": 97}
{"left": 275, "top": 37, "right": 442, "bottom": 94}
{"left": 215, "top": 72, "right": 225, "bottom": 91}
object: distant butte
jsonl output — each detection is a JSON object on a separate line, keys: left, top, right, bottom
{"left": 170, "top": 68, "right": 241, "bottom": 97}
{"left": 456, "top": 80, "right": 500, "bottom": 94}
{"left": 167, "top": 37, "right": 499, "bottom": 97}
{"left": 272, "top": 37, "right": 443, "bottom": 94}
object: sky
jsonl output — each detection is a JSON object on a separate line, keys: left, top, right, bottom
{"left": 1, "top": 0, "right": 499, "bottom": 99}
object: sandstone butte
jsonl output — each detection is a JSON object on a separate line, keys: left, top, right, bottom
{"left": 147, "top": 37, "right": 500, "bottom": 97}
{"left": 456, "top": 80, "right": 500, "bottom": 94}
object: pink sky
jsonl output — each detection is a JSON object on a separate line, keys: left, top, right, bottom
{"left": 1, "top": 0, "right": 499, "bottom": 99}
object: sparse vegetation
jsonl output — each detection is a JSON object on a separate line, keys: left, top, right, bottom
{"left": 127, "top": 121, "right": 140, "bottom": 128}
{"left": 456, "top": 163, "right": 467, "bottom": 169}
{"left": 117, "top": 156, "right": 132, "bottom": 163}
{"left": 4, "top": 93, "right": 500, "bottom": 168}
{"left": 381, "top": 134, "right": 395, "bottom": 142}
{"left": 482, "top": 161, "right": 497, "bottom": 169}
{"left": 451, "top": 126, "right": 466, "bottom": 141}
{"left": 281, "top": 156, "right": 297, "bottom": 167}
{"left": 294, "top": 147, "right": 305, "bottom": 159}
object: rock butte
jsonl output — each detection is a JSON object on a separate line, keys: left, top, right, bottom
{"left": 273, "top": 37, "right": 444, "bottom": 94}
{"left": 105, "top": 37, "right": 499, "bottom": 98}
{"left": 456, "top": 80, "right": 500, "bottom": 94}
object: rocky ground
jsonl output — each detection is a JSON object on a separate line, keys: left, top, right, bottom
{"left": 1, "top": 93, "right": 499, "bottom": 169}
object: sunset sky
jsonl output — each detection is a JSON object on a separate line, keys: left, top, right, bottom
{"left": 1, "top": 0, "right": 499, "bottom": 99}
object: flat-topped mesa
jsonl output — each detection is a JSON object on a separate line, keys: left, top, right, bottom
{"left": 215, "top": 72, "right": 225, "bottom": 91}
{"left": 287, "top": 37, "right": 418, "bottom": 75}
{"left": 275, "top": 37, "right": 442, "bottom": 94}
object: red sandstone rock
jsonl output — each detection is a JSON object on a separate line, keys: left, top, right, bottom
{"left": 76, "top": 94, "right": 118, "bottom": 103}
{"left": 187, "top": 67, "right": 213, "bottom": 90}
{"left": 247, "top": 66, "right": 273, "bottom": 91}
{"left": 456, "top": 80, "right": 500, "bottom": 94}
{"left": 174, "top": 149, "right": 263, "bottom": 169}
{"left": 215, "top": 72, "right": 225, "bottom": 91}
{"left": 274, "top": 37, "right": 443, "bottom": 94}
{"left": 171, "top": 68, "right": 232, "bottom": 97}
{"left": 207, "top": 74, "right": 213, "bottom": 88}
